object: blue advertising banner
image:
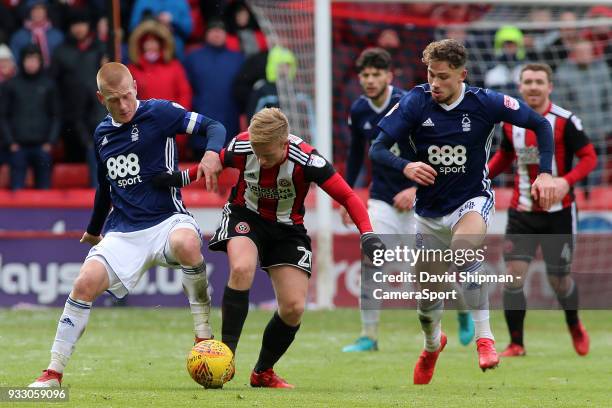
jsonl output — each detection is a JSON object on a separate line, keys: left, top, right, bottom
{"left": 0, "top": 237, "right": 275, "bottom": 308}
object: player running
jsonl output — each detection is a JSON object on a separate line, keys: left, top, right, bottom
{"left": 155, "top": 107, "right": 384, "bottom": 388}
{"left": 29, "top": 62, "right": 226, "bottom": 388}
{"left": 370, "top": 39, "right": 556, "bottom": 384}
{"left": 488, "top": 63, "right": 596, "bottom": 357}
{"left": 340, "top": 47, "right": 474, "bottom": 353}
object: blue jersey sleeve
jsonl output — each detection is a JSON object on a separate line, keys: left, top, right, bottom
{"left": 154, "top": 100, "right": 226, "bottom": 153}
{"left": 369, "top": 130, "right": 411, "bottom": 172}
{"left": 376, "top": 88, "right": 422, "bottom": 142}
{"left": 369, "top": 88, "right": 422, "bottom": 173}
{"left": 485, "top": 90, "right": 554, "bottom": 173}
{"left": 153, "top": 100, "right": 187, "bottom": 136}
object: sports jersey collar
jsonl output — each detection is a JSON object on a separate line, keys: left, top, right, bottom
{"left": 542, "top": 101, "right": 553, "bottom": 116}
{"left": 438, "top": 83, "right": 466, "bottom": 111}
{"left": 110, "top": 100, "right": 141, "bottom": 127}
{"left": 367, "top": 85, "right": 394, "bottom": 114}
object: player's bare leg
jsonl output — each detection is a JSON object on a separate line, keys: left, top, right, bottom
{"left": 251, "top": 265, "right": 308, "bottom": 389}
{"left": 452, "top": 212, "right": 499, "bottom": 371}
{"left": 501, "top": 260, "right": 529, "bottom": 357}
{"left": 222, "top": 237, "right": 258, "bottom": 355}
{"left": 29, "top": 260, "right": 110, "bottom": 387}
{"left": 169, "top": 228, "right": 213, "bottom": 343}
{"left": 547, "top": 274, "right": 589, "bottom": 356}
{"left": 414, "top": 258, "right": 448, "bottom": 384}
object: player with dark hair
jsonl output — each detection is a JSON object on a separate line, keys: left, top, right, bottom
{"left": 488, "top": 62, "right": 596, "bottom": 358}
{"left": 29, "top": 62, "right": 226, "bottom": 388}
{"left": 153, "top": 107, "right": 383, "bottom": 388}
{"left": 340, "top": 47, "right": 474, "bottom": 353}
{"left": 370, "top": 39, "right": 556, "bottom": 384}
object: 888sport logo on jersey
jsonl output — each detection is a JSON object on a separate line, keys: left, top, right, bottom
{"left": 106, "top": 153, "right": 143, "bottom": 188}
{"left": 427, "top": 144, "right": 467, "bottom": 174}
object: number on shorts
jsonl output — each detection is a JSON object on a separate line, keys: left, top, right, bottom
{"left": 297, "top": 246, "right": 312, "bottom": 268}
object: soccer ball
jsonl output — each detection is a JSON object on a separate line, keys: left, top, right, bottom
{"left": 187, "top": 339, "right": 235, "bottom": 389}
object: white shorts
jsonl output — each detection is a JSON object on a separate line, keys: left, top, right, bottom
{"left": 85, "top": 214, "right": 202, "bottom": 298}
{"left": 415, "top": 195, "right": 494, "bottom": 250}
{"left": 368, "top": 199, "right": 416, "bottom": 236}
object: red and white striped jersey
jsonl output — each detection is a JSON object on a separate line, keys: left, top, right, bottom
{"left": 498, "top": 103, "right": 593, "bottom": 212}
{"left": 220, "top": 132, "right": 336, "bottom": 225}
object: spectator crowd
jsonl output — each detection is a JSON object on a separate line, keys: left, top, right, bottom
{"left": 0, "top": 1, "right": 610, "bottom": 190}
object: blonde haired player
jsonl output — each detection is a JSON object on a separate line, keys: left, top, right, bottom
{"left": 154, "top": 107, "right": 384, "bottom": 388}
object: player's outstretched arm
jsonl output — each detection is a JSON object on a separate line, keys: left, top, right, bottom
{"left": 198, "top": 151, "right": 222, "bottom": 192}
{"left": 369, "top": 130, "right": 410, "bottom": 172}
{"left": 319, "top": 172, "right": 386, "bottom": 261}
{"left": 180, "top": 111, "right": 226, "bottom": 192}
{"left": 152, "top": 165, "right": 199, "bottom": 188}
{"left": 320, "top": 173, "right": 373, "bottom": 234}
{"left": 306, "top": 150, "right": 385, "bottom": 260}
{"left": 531, "top": 173, "right": 556, "bottom": 210}
{"left": 369, "top": 131, "right": 436, "bottom": 185}
{"left": 360, "top": 232, "right": 386, "bottom": 263}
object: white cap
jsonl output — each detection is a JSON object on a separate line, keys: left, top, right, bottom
{"left": 0, "top": 44, "right": 13, "bottom": 61}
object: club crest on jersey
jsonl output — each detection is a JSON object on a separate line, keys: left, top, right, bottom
{"left": 462, "top": 114, "right": 471, "bottom": 132}
{"left": 503, "top": 95, "right": 520, "bottom": 111}
{"left": 308, "top": 154, "right": 326, "bottom": 168}
{"left": 278, "top": 178, "right": 291, "bottom": 187}
{"left": 235, "top": 222, "right": 250, "bottom": 234}
{"left": 131, "top": 124, "right": 139, "bottom": 142}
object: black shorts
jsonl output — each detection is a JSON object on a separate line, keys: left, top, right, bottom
{"left": 208, "top": 204, "right": 313, "bottom": 275}
{"left": 504, "top": 204, "right": 576, "bottom": 276}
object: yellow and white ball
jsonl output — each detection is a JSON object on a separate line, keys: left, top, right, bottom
{"left": 187, "top": 339, "right": 235, "bottom": 389}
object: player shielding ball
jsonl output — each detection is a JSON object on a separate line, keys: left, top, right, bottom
{"left": 29, "top": 62, "right": 226, "bottom": 388}
{"left": 488, "top": 63, "right": 596, "bottom": 357}
{"left": 370, "top": 39, "right": 556, "bottom": 384}
{"left": 340, "top": 48, "right": 474, "bottom": 353}
{"left": 155, "top": 107, "right": 383, "bottom": 388}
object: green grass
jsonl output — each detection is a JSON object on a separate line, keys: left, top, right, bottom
{"left": 1, "top": 308, "right": 611, "bottom": 407}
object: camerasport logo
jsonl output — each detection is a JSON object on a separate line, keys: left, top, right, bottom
{"left": 427, "top": 144, "right": 467, "bottom": 174}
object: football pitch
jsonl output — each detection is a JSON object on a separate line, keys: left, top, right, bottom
{"left": 1, "top": 308, "right": 610, "bottom": 407}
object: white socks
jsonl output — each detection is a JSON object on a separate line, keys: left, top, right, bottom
{"left": 460, "top": 262, "right": 494, "bottom": 340}
{"left": 182, "top": 262, "right": 212, "bottom": 339}
{"left": 418, "top": 300, "right": 444, "bottom": 352}
{"left": 49, "top": 297, "right": 92, "bottom": 373}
